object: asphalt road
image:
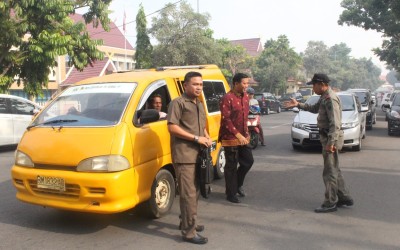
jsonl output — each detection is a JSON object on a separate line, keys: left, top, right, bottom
{"left": 1, "top": 109, "right": 399, "bottom": 250}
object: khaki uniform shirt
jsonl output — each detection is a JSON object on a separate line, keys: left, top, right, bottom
{"left": 298, "top": 87, "right": 342, "bottom": 146}
{"left": 167, "top": 93, "right": 206, "bottom": 163}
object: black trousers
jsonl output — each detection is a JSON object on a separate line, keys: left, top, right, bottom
{"left": 224, "top": 145, "right": 254, "bottom": 197}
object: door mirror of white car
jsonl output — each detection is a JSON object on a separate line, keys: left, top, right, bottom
{"left": 292, "top": 107, "right": 299, "bottom": 113}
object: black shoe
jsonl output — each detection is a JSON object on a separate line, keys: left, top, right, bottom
{"left": 261, "top": 143, "right": 266, "bottom": 146}
{"left": 314, "top": 204, "right": 337, "bottom": 213}
{"left": 182, "top": 234, "right": 208, "bottom": 244}
{"left": 237, "top": 187, "right": 246, "bottom": 197}
{"left": 227, "top": 195, "right": 241, "bottom": 203}
{"left": 178, "top": 223, "right": 204, "bottom": 232}
{"left": 337, "top": 199, "right": 354, "bottom": 207}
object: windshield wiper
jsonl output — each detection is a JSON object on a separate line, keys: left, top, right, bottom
{"left": 27, "top": 119, "right": 79, "bottom": 130}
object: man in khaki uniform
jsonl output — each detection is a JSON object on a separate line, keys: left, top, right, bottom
{"left": 167, "top": 71, "right": 212, "bottom": 244}
{"left": 285, "top": 73, "right": 353, "bottom": 213}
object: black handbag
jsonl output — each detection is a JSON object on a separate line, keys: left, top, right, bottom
{"left": 196, "top": 147, "right": 214, "bottom": 198}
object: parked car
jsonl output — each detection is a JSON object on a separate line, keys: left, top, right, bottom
{"left": 280, "top": 92, "right": 303, "bottom": 110}
{"left": 254, "top": 92, "right": 281, "bottom": 115}
{"left": 291, "top": 92, "right": 366, "bottom": 151}
{"left": 382, "top": 92, "right": 400, "bottom": 136}
{"left": 0, "top": 94, "right": 41, "bottom": 147}
{"left": 347, "top": 88, "right": 376, "bottom": 130}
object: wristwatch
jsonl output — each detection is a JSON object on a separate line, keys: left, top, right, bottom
{"left": 194, "top": 136, "right": 199, "bottom": 143}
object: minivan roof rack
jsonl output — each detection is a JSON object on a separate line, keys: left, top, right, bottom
{"left": 156, "top": 65, "right": 206, "bottom": 71}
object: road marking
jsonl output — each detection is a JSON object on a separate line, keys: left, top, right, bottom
{"left": 268, "top": 122, "right": 292, "bottom": 129}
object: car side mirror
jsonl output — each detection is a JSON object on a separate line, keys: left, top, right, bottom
{"left": 293, "top": 107, "right": 299, "bottom": 113}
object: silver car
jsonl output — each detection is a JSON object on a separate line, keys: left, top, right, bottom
{"left": 291, "top": 92, "right": 366, "bottom": 151}
{"left": 0, "top": 94, "right": 41, "bottom": 147}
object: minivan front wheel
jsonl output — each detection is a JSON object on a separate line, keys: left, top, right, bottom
{"left": 147, "top": 169, "right": 175, "bottom": 218}
{"left": 215, "top": 147, "right": 226, "bottom": 179}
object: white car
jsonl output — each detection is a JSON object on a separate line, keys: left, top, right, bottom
{"left": 0, "top": 94, "right": 41, "bottom": 146}
{"left": 291, "top": 92, "right": 366, "bottom": 151}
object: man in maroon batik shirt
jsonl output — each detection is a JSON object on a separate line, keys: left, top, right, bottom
{"left": 219, "top": 73, "right": 254, "bottom": 203}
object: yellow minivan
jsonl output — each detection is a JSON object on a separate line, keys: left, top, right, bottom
{"left": 11, "top": 65, "right": 229, "bottom": 217}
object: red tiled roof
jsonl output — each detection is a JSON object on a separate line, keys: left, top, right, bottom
{"left": 230, "top": 38, "right": 263, "bottom": 57}
{"left": 61, "top": 58, "right": 111, "bottom": 86}
{"left": 70, "top": 14, "right": 134, "bottom": 50}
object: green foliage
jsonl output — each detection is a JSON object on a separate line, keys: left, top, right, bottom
{"left": 216, "top": 38, "right": 254, "bottom": 83}
{"left": 338, "top": 0, "right": 400, "bottom": 71}
{"left": 149, "top": 2, "right": 220, "bottom": 66}
{"left": 135, "top": 4, "right": 153, "bottom": 69}
{"left": 253, "top": 35, "right": 302, "bottom": 94}
{"left": 0, "top": 0, "right": 111, "bottom": 96}
{"left": 302, "top": 40, "right": 382, "bottom": 90}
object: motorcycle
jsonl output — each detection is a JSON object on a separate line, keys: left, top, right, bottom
{"left": 247, "top": 105, "right": 261, "bottom": 149}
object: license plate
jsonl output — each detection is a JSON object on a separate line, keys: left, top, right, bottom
{"left": 310, "top": 133, "right": 320, "bottom": 140}
{"left": 248, "top": 114, "right": 256, "bottom": 118}
{"left": 37, "top": 175, "right": 66, "bottom": 191}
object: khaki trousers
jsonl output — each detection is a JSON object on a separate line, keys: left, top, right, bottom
{"left": 320, "top": 133, "right": 352, "bottom": 206}
{"left": 174, "top": 163, "right": 199, "bottom": 238}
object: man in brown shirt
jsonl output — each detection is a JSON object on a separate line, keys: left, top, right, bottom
{"left": 167, "top": 71, "right": 212, "bottom": 244}
{"left": 219, "top": 73, "right": 254, "bottom": 203}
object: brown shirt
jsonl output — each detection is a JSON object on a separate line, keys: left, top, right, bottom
{"left": 167, "top": 93, "right": 206, "bottom": 163}
{"left": 218, "top": 90, "right": 250, "bottom": 146}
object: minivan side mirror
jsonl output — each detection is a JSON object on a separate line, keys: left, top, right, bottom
{"left": 137, "top": 109, "right": 160, "bottom": 124}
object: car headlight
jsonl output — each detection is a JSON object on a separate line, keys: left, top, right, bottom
{"left": 292, "top": 122, "right": 307, "bottom": 130}
{"left": 389, "top": 110, "right": 400, "bottom": 119}
{"left": 15, "top": 150, "right": 34, "bottom": 168}
{"left": 341, "top": 121, "right": 359, "bottom": 129}
{"left": 77, "top": 155, "right": 130, "bottom": 172}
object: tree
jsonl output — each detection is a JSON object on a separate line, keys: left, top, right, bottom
{"left": 302, "top": 41, "right": 330, "bottom": 78}
{"left": 338, "top": 0, "right": 400, "bottom": 71}
{"left": 149, "top": 2, "right": 220, "bottom": 66}
{"left": 253, "top": 35, "right": 302, "bottom": 94}
{"left": 0, "top": 0, "right": 112, "bottom": 96}
{"left": 134, "top": 4, "right": 153, "bottom": 69}
{"left": 216, "top": 39, "right": 253, "bottom": 83}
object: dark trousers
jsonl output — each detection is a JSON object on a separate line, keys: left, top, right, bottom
{"left": 224, "top": 146, "right": 254, "bottom": 197}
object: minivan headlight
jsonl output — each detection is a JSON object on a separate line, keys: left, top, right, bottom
{"left": 342, "top": 121, "right": 359, "bottom": 129}
{"left": 15, "top": 151, "right": 34, "bottom": 167}
{"left": 77, "top": 155, "right": 130, "bottom": 172}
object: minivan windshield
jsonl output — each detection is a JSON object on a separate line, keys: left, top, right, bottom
{"left": 352, "top": 92, "right": 369, "bottom": 106}
{"left": 305, "top": 95, "right": 320, "bottom": 105}
{"left": 31, "top": 83, "right": 136, "bottom": 127}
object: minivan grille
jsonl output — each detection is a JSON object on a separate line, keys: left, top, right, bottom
{"left": 28, "top": 179, "right": 80, "bottom": 199}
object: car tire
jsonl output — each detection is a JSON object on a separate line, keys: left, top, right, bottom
{"left": 144, "top": 169, "right": 175, "bottom": 218}
{"left": 215, "top": 147, "right": 226, "bottom": 179}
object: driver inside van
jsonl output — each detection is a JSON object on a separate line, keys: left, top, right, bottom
{"left": 148, "top": 94, "right": 167, "bottom": 119}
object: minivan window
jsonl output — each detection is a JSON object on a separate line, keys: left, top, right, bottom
{"left": 353, "top": 92, "right": 370, "bottom": 106}
{"left": 32, "top": 83, "right": 136, "bottom": 127}
{"left": 203, "top": 81, "right": 226, "bottom": 113}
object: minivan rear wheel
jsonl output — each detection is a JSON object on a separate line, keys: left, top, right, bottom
{"left": 145, "top": 169, "right": 175, "bottom": 218}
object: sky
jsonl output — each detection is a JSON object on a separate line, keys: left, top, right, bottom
{"left": 107, "top": 0, "right": 387, "bottom": 73}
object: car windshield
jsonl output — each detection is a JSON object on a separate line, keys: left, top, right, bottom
{"left": 392, "top": 94, "right": 400, "bottom": 106}
{"left": 353, "top": 92, "right": 369, "bottom": 105}
{"left": 305, "top": 95, "right": 320, "bottom": 105}
{"left": 31, "top": 83, "right": 136, "bottom": 127}
{"left": 298, "top": 89, "right": 312, "bottom": 96}
{"left": 339, "top": 95, "right": 355, "bottom": 111}
{"left": 254, "top": 94, "right": 263, "bottom": 101}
